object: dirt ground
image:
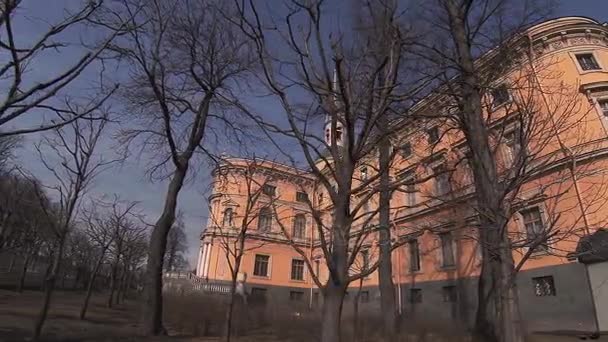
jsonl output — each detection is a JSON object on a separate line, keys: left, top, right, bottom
{"left": 0, "top": 289, "right": 605, "bottom": 342}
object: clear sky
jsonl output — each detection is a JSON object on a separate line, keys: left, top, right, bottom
{"left": 9, "top": 0, "right": 608, "bottom": 268}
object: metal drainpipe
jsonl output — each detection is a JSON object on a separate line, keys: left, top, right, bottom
{"left": 526, "top": 34, "right": 591, "bottom": 235}
{"left": 309, "top": 215, "right": 314, "bottom": 310}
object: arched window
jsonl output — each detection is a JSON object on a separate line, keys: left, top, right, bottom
{"left": 293, "top": 214, "right": 306, "bottom": 239}
{"left": 222, "top": 208, "right": 234, "bottom": 227}
{"left": 258, "top": 207, "right": 272, "bottom": 232}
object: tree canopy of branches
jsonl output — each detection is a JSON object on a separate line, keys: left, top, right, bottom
{"left": 233, "top": 1, "right": 429, "bottom": 341}
{"left": 96, "top": 0, "right": 254, "bottom": 334}
{"left": 0, "top": 0, "right": 126, "bottom": 137}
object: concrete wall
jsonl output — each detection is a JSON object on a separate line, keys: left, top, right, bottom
{"left": 587, "top": 262, "right": 608, "bottom": 331}
{"left": 397, "top": 262, "right": 597, "bottom": 333}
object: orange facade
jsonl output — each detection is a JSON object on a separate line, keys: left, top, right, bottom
{"left": 196, "top": 17, "right": 608, "bottom": 309}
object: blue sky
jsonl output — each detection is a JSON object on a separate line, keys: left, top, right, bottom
{"left": 8, "top": 0, "right": 608, "bottom": 267}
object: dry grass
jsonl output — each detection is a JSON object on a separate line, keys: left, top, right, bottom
{"left": 0, "top": 289, "right": 602, "bottom": 342}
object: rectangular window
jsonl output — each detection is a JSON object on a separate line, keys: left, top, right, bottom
{"left": 491, "top": 85, "right": 510, "bottom": 107}
{"left": 440, "top": 232, "right": 455, "bottom": 267}
{"left": 262, "top": 184, "right": 276, "bottom": 196}
{"left": 360, "top": 291, "right": 370, "bottom": 303}
{"left": 442, "top": 286, "right": 458, "bottom": 302}
{"left": 293, "top": 214, "right": 306, "bottom": 239}
{"left": 598, "top": 99, "right": 608, "bottom": 117}
{"left": 576, "top": 53, "right": 601, "bottom": 71}
{"left": 254, "top": 254, "right": 270, "bottom": 277}
{"left": 409, "top": 288, "right": 422, "bottom": 303}
{"left": 401, "top": 170, "right": 416, "bottom": 207}
{"left": 296, "top": 191, "right": 309, "bottom": 203}
{"left": 314, "top": 260, "right": 320, "bottom": 277}
{"left": 433, "top": 165, "right": 451, "bottom": 196}
{"left": 251, "top": 287, "right": 267, "bottom": 304}
{"left": 360, "top": 167, "right": 368, "bottom": 181}
{"left": 521, "top": 207, "right": 548, "bottom": 252}
{"left": 289, "top": 291, "right": 304, "bottom": 301}
{"left": 361, "top": 250, "right": 369, "bottom": 273}
{"left": 532, "top": 276, "right": 556, "bottom": 296}
{"left": 503, "top": 130, "right": 521, "bottom": 165}
{"left": 427, "top": 127, "right": 439, "bottom": 145}
{"left": 291, "top": 259, "right": 305, "bottom": 281}
{"left": 400, "top": 142, "right": 412, "bottom": 158}
{"left": 409, "top": 239, "right": 420, "bottom": 272}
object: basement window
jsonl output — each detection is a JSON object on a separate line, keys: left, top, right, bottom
{"left": 532, "top": 276, "right": 556, "bottom": 297}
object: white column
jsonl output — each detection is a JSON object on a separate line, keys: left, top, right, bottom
{"left": 196, "top": 245, "right": 205, "bottom": 277}
{"left": 203, "top": 244, "right": 212, "bottom": 278}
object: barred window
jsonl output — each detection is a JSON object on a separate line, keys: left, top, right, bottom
{"left": 290, "top": 291, "right": 304, "bottom": 301}
{"left": 442, "top": 286, "right": 457, "bottom": 302}
{"left": 576, "top": 53, "right": 601, "bottom": 71}
{"left": 409, "top": 288, "right": 422, "bottom": 303}
{"left": 533, "top": 276, "right": 556, "bottom": 296}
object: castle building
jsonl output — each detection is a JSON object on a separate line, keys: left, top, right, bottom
{"left": 196, "top": 17, "right": 608, "bottom": 333}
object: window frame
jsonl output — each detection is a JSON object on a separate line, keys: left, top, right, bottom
{"left": 290, "top": 258, "right": 305, "bottom": 281}
{"left": 257, "top": 207, "right": 272, "bottom": 232}
{"left": 296, "top": 191, "right": 309, "bottom": 203}
{"left": 292, "top": 213, "right": 306, "bottom": 239}
{"left": 439, "top": 231, "right": 456, "bottom": 268}
{"left": 532, "top": 275, "right": 556, "bottom": 297}
{"left": 571, "top": 50, "right": 604, "bottom": 73}
{"left": 427, "top": 127, "right": 440, "bottom": 145}
{"left": 253, "top": 254, "right": 271, "bottom": 278}
{"left": 519, "top": 206, "right": 549, "bottom": 253}
{"left": 442, "top": 285, "right": 458, "bottom": 302}
{"left": 289, "top": 290, "right": 305, "bottom": 301}
{"left": 262, "top": 184, "right": 276, "bottom": 197}
{"left": 409, "top": 239, "right": 421, "bottom": 272}
{"left": 400, "top": 141, "right": 413, "bottom": 158}
{"left": 433, "top": 164, "right": 451, "bottom": 196}
{"left": 490, "top": 84, "right": 511, "bottom": 109}
{"left": 409, "top": 288, "right": 422, "bottom": 304}
{"left": 222, "top": 207, "right": 234, "bottom": 227}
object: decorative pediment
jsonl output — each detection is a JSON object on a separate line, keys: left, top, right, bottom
{"left": 221, "top": 199, "right": 240, "bottom": 208}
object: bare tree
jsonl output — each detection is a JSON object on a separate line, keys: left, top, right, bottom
{"left": 96, "top": 0, "right": 253, "bottom": 334}
{"left": 407, "top": 1, "right": 608, "bottom": 341}
{"left": 207, "top": 158, "right": 283, "bottom": 342}
{"left": 232, "top": 1, "right": 429, "bottom": 340}
{"left": 0, "top": 0, "right": 128, "bottom": 137}
{"left": 30, "top": 109, "right": 113, "bottom": 340}
{"left": 79, "top": 196, "right": 140, "bottom": 319}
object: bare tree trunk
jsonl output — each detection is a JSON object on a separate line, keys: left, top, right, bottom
{"left": 352, "top": 277, "right": 364, "bottom": 342}
{"left": 142, "top": 166, "right": 188, "bottom": 335}
{"left": 80, "top": 254, "right": 105, "bottom": 320}
{"left": 107, "top": 261, "right": 118, "bottom": 308}
{"left": 225, "top": 276, "right": 237, "bottom": 342}
{"left": 442, "top": 2, "right": 525, "bottom": 342}
{"left": 321, "top": 284, "right": 346, "bottom": 342}
{"left": 378, "top": 120, "right": 397, "bottom": 342}
{"left": 33, "top": 236, "right": 66, "bottom": 340}
{"left": 8, "top": 253, "right": 15, "bottom": 273}
{"left": 16, "top": 252, "right": 32, "bottom": 293}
